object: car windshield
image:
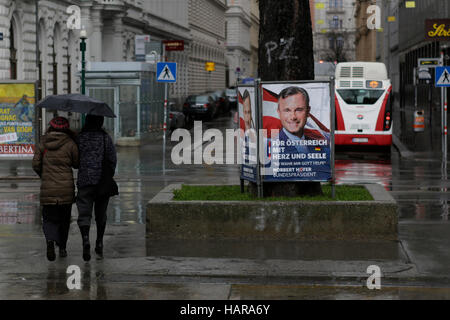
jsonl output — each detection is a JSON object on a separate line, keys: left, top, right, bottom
{"left": 226, "top": 89, "right": 236, "bottom": 95}
{"left": 337, "top": 89, "right": 385, "bottom": 105}
{"left": 194, "top": 96, "right": 210, "bottom": 103}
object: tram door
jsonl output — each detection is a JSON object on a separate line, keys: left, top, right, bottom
{"left": 86, "top": 87, "right": 119, "bottom": 142}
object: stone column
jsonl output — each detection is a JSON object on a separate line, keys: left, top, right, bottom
{"left": 111, "top": 13, "right": 125, "bottom": 61}
{"left": 89, "top": 7, "right": 103, "bottom": 61}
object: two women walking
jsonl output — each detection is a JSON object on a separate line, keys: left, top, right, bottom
{"left": 33, "top": 115, "right": 117, "bottom": 262}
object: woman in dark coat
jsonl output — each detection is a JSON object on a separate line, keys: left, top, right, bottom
{"left": 76, "top": 114, "right": 117, "bottom": 261}
{"left": 32, "top": 117, "right": 79, "bottom": 261}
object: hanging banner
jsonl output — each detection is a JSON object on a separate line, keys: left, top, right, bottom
{"left": 0, "top": 82, "right": 36, "bottom": 158}
{"left": 261, "top": 82, "right": 332, "bottom": 182}
{"left": 238, "top": 85, "right": 258, "bottom": 182}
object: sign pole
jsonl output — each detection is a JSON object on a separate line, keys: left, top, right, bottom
{"left": 162, "top": 44, "right": 167, "bottom": 174}
{"left": 441, "top": 51, "right": 445, "bottom": 158}
{"left": 255, "top": 79, "right": 262, "bottom": 198}
{"left": 163, "top": 82, "right": 168, "bottom": 174}
{"left": 330, "top": 77, "right": 336, "bottom": 199}
{"left": 414, "top": 67, "right": 417, "bottom": 111}
{"left": 441, "top": 88, "right": 447, "bottom": 162}
{"left": 257, "top": 79, "right": 264, "bottom": 198}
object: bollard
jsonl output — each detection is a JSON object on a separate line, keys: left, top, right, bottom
{"left": 413, "top": 110, "right": 425, "bottom": 132}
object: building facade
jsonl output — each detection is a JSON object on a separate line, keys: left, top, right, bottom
{"left": 188, "top": 0, "right": 227, "bottom": 94}
{"left": 354, "top": 0, "right": 377, "bottom": 62}
{"left": 0, "top": 0, "right": 231, "bottom": 100}
{"left": 225, "top": 0, "right": 251, "bottom": 86}
{"left": 312, "top": 0, "right": 356, "bottom": 63}
{"left": 376, "top": 0, "right": 399, "bottom": 98}
{"left": 248, "top": 0, "right": 259, "bottom": 81}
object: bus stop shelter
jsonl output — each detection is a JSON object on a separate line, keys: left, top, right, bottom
{"left": 82, "top": 62, "right": 165, "bottom": 146}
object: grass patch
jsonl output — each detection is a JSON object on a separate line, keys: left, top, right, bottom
{"left": 173, "top": 184, "right": 374, "bottom": 201}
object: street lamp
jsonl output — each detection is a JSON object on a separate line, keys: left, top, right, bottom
{"left": 80, "top": 28, "right": 87, "bottom": 127}
{"left": 80, "top": 28, "right": 87, "bottom": 95}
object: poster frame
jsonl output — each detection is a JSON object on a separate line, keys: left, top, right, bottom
{"left": 259, "top": 79, "right": 335, "bottom": 188}
{"left": 0, "top": 80, "right": 39, "bottom": 160}
{"left": 237, "top": 83, "right": 259, "bottom": 185}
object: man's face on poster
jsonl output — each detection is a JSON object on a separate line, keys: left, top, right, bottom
{"left": 243, "top": 97, "right": 252, "bottom": 130}
{"left": 277, "top": 93, "right": 310, "bottom": 137}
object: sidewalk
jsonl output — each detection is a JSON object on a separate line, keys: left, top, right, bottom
{"left": 2, "top": 117, "right": 450, "bottom": 299}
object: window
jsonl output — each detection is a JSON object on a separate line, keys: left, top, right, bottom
{"left": 9, "top": 23, "right": 17, "bottom": 80}
{"left": 52, "top": 41, "right": 57, "bottom": 94}
{"left": 337, "top": 36, "right": 344, "bottom": 48}
{"left": 337, "top": 90, "right": 385, "bottom": 105}
{"left": 329, "top": 0, "right": 343, "bottom": 8}
{"left": 67, "top": 48, "right": 71, "bottom": 93}
{"left": 38, "top": 50, "right": 42, "bottom": 100}
{"left": 329, "top": 37, "right": 335, "bottom": 50}
{"left": 333, "top": 16, "right": 339, "bottom": 29}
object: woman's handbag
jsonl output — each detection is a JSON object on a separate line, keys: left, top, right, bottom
{"left": 96, "top": 133, "right": 119, "bottom": 198}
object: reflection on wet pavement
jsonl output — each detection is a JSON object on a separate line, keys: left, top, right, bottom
{"left": 2, "top": 114, "right": 450, "bottom": 299}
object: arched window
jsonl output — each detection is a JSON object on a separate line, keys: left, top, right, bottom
{"left": 52, "top": 24, "right": 63, "bottom": 95}
{"left": 52, "top": 38, "right": 57, "bottom": 94}
{"left": 66, "top": 43, "right": 71, "bottom": 93}
{"left": 38, "top": 20, "right": 46, "bottom": 100}
{"left": 337, "top": 36, "right": 344, "bottom": 48}
{"left": 9, "top": 20, "right": 17, "bottom": 79}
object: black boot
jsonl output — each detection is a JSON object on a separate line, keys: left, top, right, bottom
{"left": 95, "top": 240, "right": 103, "bottom": 259}
{"left": 59, "top": 247, "right": 67, "bottom": 258}
{"left": 46, "top": 240, "right": 55, "bottom": 261}
{"left": 79, "top": 226, "right": 91, "bottom": 262}
{"left": 95, "top": 223, "right": 106, "bottom": 259}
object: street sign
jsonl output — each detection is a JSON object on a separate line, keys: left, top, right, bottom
{"left": 436, "top": 66, "right": 450, "bottom": 87}
{"left": 163, "top": 40, "right": 184, "bottom": 51}
{"left": 418, "top": 58, "right": 441, "bottom": 68}
{"left": 135, "top": 35, "right": 151, "bottom": 61}
{"left": 205, "top": 62, "right": 215, "bottom": 72}
{"left": 157, "top": 62, "right": 177, "bottom": 83}
{"left": 145, "top": 51, "right": 159, "bottom": 64}
{"left": 418, "top": 67, "right": 432, "bottom": 80}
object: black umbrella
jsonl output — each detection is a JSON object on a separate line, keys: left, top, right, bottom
{"left": 36, "top": 94, "right": 116, "bottom": 118}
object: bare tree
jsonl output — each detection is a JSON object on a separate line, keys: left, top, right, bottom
{"left": 322, "top": 31, "right": 348, "bottom": 63}
{"left": 254, "top": 0, "right": 322, "bottom": 197}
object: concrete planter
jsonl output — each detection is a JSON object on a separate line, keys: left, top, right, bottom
{"left": 146, "top": 184, "right": 398, "bottom": 241}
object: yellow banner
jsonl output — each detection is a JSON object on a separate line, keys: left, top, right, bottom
{"left": 205, "top": 62, "right": 215, "bottom": 72}
{"left": 405, "top": 1, "right": 415, "bottom": 8}
{"left": 316, "top": 3, "right": 325, "bottom": 9}
{"left": 0, "top": 84, "right": 35, "bottom": 103}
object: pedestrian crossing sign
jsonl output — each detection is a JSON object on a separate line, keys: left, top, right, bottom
{"left": 436, "top": 66, "right": 450, "bottom": 87}
{"left": 157, "top": 62, "right": 177, "bottom": 83}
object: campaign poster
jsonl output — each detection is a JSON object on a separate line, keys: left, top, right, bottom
{"left": 0, "top": 83, "right": 36, "bottom": 158}
{"left": 261, "top": 82, "right": 332, "bottom": 182}
{"left": 238, "top": 86, "right": 258, "bottom": 182}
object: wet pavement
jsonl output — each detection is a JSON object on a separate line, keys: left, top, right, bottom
{"left": 1, "top": 109, "right": 450, "bottom": 299}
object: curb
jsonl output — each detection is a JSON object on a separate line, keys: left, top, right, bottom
{"left": 392, "top": 134, "right": 414, "bottom": 158}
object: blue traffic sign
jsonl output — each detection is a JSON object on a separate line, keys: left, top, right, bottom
{"left": 436, "top": 66, "right": 450, "bottom": 87}
{"left": 157, "top": 62, "right": 177, "bottom": 83}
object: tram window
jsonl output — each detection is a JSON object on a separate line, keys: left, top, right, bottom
{"left": 337, "top": 89, "right": 384, "bottom": 105}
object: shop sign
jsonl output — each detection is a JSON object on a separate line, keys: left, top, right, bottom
{"left": 426, "top": 19, "right": 450, "bottom": 41}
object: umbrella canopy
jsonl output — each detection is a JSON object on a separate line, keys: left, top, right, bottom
{"left": 36, "top": 94, "right": 116, "bottom": 118}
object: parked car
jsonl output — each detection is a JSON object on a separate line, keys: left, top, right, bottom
{"left": 226, "top": 87, "right": 238, "bottom": 109}
{"left": 183, "top": 94, "right": 216, "bottom": 121}
{"left": 168, "top": 100, "right": 186, "bottom": 131}
{"left": 206, "top": 89, "right": 230, "bottom": 115}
